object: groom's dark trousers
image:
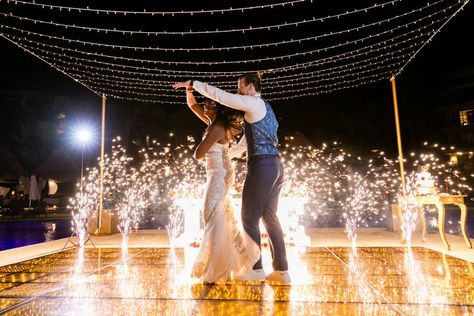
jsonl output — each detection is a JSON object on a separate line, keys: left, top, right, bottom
{"left": 242, "top": 154, "right": 288, "bottom": 271}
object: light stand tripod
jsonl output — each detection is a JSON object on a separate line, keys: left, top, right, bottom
{"left": 63, "top": 230, "right": 96, "bottom": 250}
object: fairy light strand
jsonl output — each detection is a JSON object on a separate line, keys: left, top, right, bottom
{"left": 0, "top": 12, "right": 453, "bottom": 80}
{"left": 3, "top": 23, "right": 436, "bottom": 81}
{"left": 15, "top": 38, "right": 425, "bottom": 88}
{"left": 1, "top": 4, "right": 453, "bottom": 68}
{"left": 75, "top": 57, "right": 405, "bottom": 96}
{"left": 0, "top": 0, "right": 451, "bottom": 36}
{"left": 0, "top": 15, "right": 443, "bottom": 75}
{"left": 0, "top": 0, "right": 405, "bottom": 52}
{"left": 3, "top": 0, "right": 307, "bottom": 16}
{"left": 0, "top": 0, "right": 468, "bottom": 104}
{"left": 84, "top": 71, "right": 397, "bottom": 104}
{"left": 76, "top": 69, "right": 398, "bottom": 101}
{"left": 393, "top": 0, "right": 470, "bottom": 77}
{"left": 70, "top": 49, "right": 417, "bottom": 93}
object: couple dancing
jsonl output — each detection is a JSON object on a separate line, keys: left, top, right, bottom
{"left": 173, "top": 73, "right": 290, "bottom": 285}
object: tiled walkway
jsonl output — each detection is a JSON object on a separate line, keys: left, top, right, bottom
{"left": 0, "top": 246, "right": 473, "bottom": 315}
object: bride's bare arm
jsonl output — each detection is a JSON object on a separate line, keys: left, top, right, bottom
{"left": 194, "top": 124, "right": 225, "bottom": 160}
{"left": 186, "top": 90, "right": 209, "bottom": 125}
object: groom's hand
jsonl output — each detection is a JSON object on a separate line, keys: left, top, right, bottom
{"left": 172, "top": 80, "right": 193, "bottom": 90}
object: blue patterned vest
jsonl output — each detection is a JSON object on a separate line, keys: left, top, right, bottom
{"left": 244, "top": 98, "right": 279, "bottom": 157}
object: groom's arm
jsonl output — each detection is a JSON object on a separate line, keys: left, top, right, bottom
{"left": 229, "top": 135, "right": 247, "bottom": 159}
{"left": 193, "top": 81, "right": 265, "bottom": 123}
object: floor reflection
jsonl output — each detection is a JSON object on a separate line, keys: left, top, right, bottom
{"left": 0, "top": 246, "right": 473, "bottom": 315}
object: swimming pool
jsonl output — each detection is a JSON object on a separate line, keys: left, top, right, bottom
{"left": 0, "top": 209, "right": 473, "bottom": 252}
{"left": 0, "top": 219, "right": 72, "bottom": 251}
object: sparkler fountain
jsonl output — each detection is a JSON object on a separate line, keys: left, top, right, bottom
{"left": 68, "top": 168, "right": 99, "bottom": 248}
{"left": 68, "top": 137, "right": 472, "bottom": 275}
{"left": 370, "top": 144, "right": 472, "bottom": 246}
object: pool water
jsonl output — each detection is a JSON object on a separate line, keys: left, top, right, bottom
{"left": 0, "top": 209, "right": 473, "bottom": 252}
{"left": 0, "top": 219, "right": 72, "bottom": 251}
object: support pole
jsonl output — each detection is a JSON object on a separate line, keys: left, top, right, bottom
{"left": 98, "top": 94, "right": 106, "bottom": 233}
{"left": 390, "top": 76, "right": 407, "bottom": 197}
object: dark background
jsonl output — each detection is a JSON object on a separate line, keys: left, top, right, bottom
{"left": 0, "top": 1, "right": 473, "bottom": 180}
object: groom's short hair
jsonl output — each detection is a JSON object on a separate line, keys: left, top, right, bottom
{"left": 239, "top": 73, "right": 262, "bottom": 93}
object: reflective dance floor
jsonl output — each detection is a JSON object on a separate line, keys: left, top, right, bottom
{"left": 0, "top": 246, "right": 473, "bottom": 315}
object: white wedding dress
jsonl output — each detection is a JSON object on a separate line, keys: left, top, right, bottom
{"left": 191, "top": 142, "right": 260, "bottom": 283}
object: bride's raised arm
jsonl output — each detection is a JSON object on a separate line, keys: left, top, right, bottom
{"left": 186, "top": 89, "right": 209, "bottom": 125}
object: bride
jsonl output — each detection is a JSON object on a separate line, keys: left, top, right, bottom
{"left": 182, "top": 86, "right": 260, "bottom": 284}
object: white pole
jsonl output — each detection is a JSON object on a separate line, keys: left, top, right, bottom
{"left": 390, "top": 76, "right": 407, "bottom": 197}
{"left": 97, "top": 94, "right": 106, "bottom": 233}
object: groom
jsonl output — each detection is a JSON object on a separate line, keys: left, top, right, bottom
{"left": 173, "top": 74, "right": 290, "bottom": 284}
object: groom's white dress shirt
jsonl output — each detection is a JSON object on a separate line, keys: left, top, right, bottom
{"left": 193, "top": 81, "right": 266, "bottom": 123}
{"left": 193, "top": 80, "right": 267, "bottom": 158}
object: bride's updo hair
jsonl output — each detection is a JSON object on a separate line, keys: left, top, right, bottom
{"left": 239, "top": 72, "right": 263, "bottom": 93}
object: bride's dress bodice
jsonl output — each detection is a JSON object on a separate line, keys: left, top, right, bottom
{"left": 205, "top": 142, "right": 233, "bottom": 194}
{"left": 202, "top": 142, "right": 233, "bottom": 224}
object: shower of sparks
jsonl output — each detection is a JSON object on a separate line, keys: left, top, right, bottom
{"left": 68, "top": 137, "right": 471, "bottom": 247}
{"left": 68, "top": 168, "right": 100, "bottom": 247}
{"left": 68, "top": 247, "right": 96, "bottom": 315}
{"left": 399, "top": 196, "right": 419, "bottom": 247}
{"left": 103, "top": 139, "right": 162, "bottom": 247}
{"left": 366, "top": 143, "right": 472, "bottom": 243}
{"left": 347, "top": 248, "right": 379, "bottom": 311}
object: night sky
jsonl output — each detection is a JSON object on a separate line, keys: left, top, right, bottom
{"left": 1, "top": 0, "right": 473, "bottom": 177}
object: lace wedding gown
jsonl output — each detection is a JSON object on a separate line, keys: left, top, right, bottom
{"left": 191, "top": 142, "right": 260, "bottom": 283}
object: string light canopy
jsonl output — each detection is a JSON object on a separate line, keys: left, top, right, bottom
{"left": 0, "top": 0, "right": 470, "bottom": 104}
